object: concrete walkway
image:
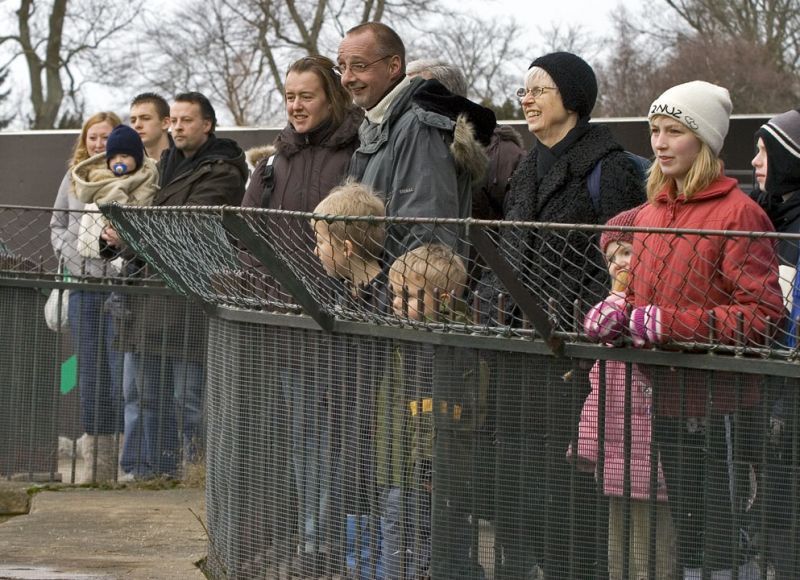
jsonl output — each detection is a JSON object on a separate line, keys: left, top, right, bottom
{"left": 0, "top": 483, "right": 206, "bottom": 580}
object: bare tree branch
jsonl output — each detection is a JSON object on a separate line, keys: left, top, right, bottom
{"left": 662, "top": 0, "right": 800, "bottom": 73}
{"left": 596, "top": 3, "right": 800, "bottom": 116}
{"left": 3, "top": 0, "right": 142, "bottom": 128}
{"left": 413, "top": 13, "right": 533, "bottom": 112}
{"left": 132, "top": 0, "right": 446, "bottom": 126}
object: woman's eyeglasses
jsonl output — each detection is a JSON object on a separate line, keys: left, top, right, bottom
{"left": 515, "top": 86, "right": 558, "bottom": 100}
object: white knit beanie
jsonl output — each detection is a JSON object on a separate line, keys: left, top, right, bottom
{"left": 648, "top": 80, "right": 732, "bottom": 156}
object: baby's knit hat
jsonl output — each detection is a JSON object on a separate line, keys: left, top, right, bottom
{"left": 756, "top": 109, "right": 800, "bottom": 196}
{"left": 528, "top": 52, "right": 597, "bottom": 119}
{"left": 648, "top": 80, "right": 732, "bottom": 156}
{"left": 600, "top": 204, "right": 645, "bottom": 255}
{"left": 105, "top": 125, "right": 144, "bottom": 172}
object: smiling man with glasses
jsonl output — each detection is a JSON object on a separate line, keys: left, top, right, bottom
{"left": 337, "top": 21, "right": 492, "bottom": 580}
{"left": 338, "top": 22, "right": 488, "bottom": 265}
{"left": 337, "top": 24, "right": 404, "bottom": 113}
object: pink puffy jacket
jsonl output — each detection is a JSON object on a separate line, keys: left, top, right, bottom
{"left": 576, "top": 359, "right": 668, "bottom": 502}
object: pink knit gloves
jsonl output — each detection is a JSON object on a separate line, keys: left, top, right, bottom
{"left": 585, "top": 297, "right": 664, "bottom": 346}
{"left": 628, "top": 305, "right": 663, "bottom": 347}
{"left": 584, "top": 292, "right": 627, "bottom": 342}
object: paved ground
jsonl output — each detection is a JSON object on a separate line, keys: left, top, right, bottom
{"left": 0, "top": 483, "right": 207, "bottom": 580}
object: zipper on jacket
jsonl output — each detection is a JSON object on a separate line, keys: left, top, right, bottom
{"left": 668, "top": 199, "right": 678, "bottom": 224}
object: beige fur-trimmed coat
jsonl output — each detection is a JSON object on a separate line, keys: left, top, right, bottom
{"left": 71, "top": 152, "right": 159, "bottom": 259}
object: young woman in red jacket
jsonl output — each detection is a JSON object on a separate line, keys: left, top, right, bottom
{"left": 634, "top": 81, "right": 781, "bottom": 580}
{"left": 587, "top": 80, "right": 783, "bottom": 579}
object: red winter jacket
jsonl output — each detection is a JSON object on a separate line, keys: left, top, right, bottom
{"left": 628, "top": 175, "right": 783, "bottom": 417}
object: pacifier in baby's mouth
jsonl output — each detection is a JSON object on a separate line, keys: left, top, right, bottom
{"left": 112, "top": 162, "right": 128, "bottom": 176}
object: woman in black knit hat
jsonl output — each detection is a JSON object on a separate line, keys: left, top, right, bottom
{"left": 479, "top": 51, "right": 646, "bottom": 580}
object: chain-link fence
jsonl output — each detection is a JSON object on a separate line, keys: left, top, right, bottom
{"left": 0, "top": 206, "right": 208, "bottom": 484}
{"left": 2, "top": 204, "right": 800, "bottom": 578}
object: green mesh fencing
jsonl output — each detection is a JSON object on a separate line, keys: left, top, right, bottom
{"left": 2, "top": 204, "right": 800, "bottom": 578}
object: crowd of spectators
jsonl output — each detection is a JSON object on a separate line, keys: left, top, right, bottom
{"left": 44, "top": 19, "right": 800, "bottom": 580}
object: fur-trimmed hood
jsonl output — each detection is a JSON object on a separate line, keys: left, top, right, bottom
{"left": 412, "top": 79, "right": 496, "bottom": 145}
{"left": 246, "top": 145, "right": 276, "bottom": 169}
{"left": 240, "top": 110, "right": 361, "bottom": 211}
{"left": 452, "top": 113, "right": 490, "bottom": 183}
{"left": 71, "top": 152, "right": 159, "bottom": 206}
{"left": 244, "top": 108, "right": 363, "bottom": 174}
{"left": 411, "top": 78, "right": 493, "bottom": 184}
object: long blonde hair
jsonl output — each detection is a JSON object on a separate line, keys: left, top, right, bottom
{"left": 646, "top": 116, "right": 722, "bottom": 202}
{"left": 69, "top": 111, "right": 122, "bottom": 168}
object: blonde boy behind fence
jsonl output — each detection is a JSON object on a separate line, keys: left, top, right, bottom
{"left": 388, "top": 243, "right": 467, "bottom": 321}
{"left": 378, "top": 244, "right": 486, "bottom": 578}
{"left": 311, "top": 179, "right": 385, "bottom": 293}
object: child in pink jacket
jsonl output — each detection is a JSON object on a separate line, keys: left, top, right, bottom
{"left": 581, "top": 206, "right": 676, "bottom": 580}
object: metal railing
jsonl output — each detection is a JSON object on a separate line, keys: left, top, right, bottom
{"left": 1, "top": 205, "right": 798, "bottom": 579}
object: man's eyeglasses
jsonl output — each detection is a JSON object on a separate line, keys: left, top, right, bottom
{"left": 515, "top": 86, "right": 558, "bottom": 100}
{"left": 333, "top": 55, "right": 392, "bottom": 76}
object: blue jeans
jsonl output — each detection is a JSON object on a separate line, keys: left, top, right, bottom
{"left": 68, "top": 291, "right": 123, "bottom": 435}
{"left": 379, "top": 486, "right": 424, "bottom": 580}
{"left": 280, "top": 367, "right": 341, "bottom": 556}
{"left": 173, "top": 358, "right": 205, "bottom": 463}
{"left": 120, "top": 352, "right": 145, "bottom": 476}
{"left": 127, "top": 353, "right": 204, "bottom": 477}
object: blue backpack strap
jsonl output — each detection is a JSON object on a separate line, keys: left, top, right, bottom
{"left": 625, "top": 151, "right": 651, "bottom": 182}
{"left": 587, "top": 160, "right": 602, "bottom": 214}
{"left": 588, "top": 152, "right": 651, "bottom": 216}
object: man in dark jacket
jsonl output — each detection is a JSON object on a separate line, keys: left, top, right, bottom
{"left": 105, "top": 92, "right": 247, "bottom": 479}
{"left": 155, "top": 92, "right": 248, "bottom": 206}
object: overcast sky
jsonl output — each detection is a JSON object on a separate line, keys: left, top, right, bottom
{"left": 454, "top": 0, "right": 622, "bottom": 36}
{"left": 1, "top": 0, "right": 631, "bottom": 129}
{"left": 441, "top": 0, "right": 627, "bottom": 74}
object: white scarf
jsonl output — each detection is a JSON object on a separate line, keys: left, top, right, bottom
{"left": 365, "top": 76, "right": 412, "bottom": 125}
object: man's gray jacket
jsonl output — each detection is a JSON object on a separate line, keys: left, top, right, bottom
{"left": 348, "top": 77, "right": 488, "bottom": 262}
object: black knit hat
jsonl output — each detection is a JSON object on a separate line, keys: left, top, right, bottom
{"left": 756, "top": 109, "right": 800, "bottom": 196}
{"left": 529, "top": 51, "right": 597, "bottom": 119}
{"left": 105, "top": 125, "right": 144, "bottom": 172}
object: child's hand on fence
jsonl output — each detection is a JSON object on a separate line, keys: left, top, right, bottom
{"left": 101, "top": 225, "right": 122, "bottom": 248}
{"left": 629, "top": 305, "right": 664, "bottom": 347}
{"left": 584, "top": 292, "right": 627, "bottom": 343}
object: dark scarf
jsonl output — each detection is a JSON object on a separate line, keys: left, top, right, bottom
{"left": 536, "top": 118, "right": 591, "bottom": 184}
{"left": 753, "top": 186, "right": 800, "bottom": 232}
{"left": 159, "top": 134, "right": 220, "bottom": 187}
{"left": 761, "top": 188, "right": 800, "bottom": 266}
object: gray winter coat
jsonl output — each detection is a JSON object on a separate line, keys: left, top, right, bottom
{"left": 348, "top": 77, "right": 487, "bottom": 262}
